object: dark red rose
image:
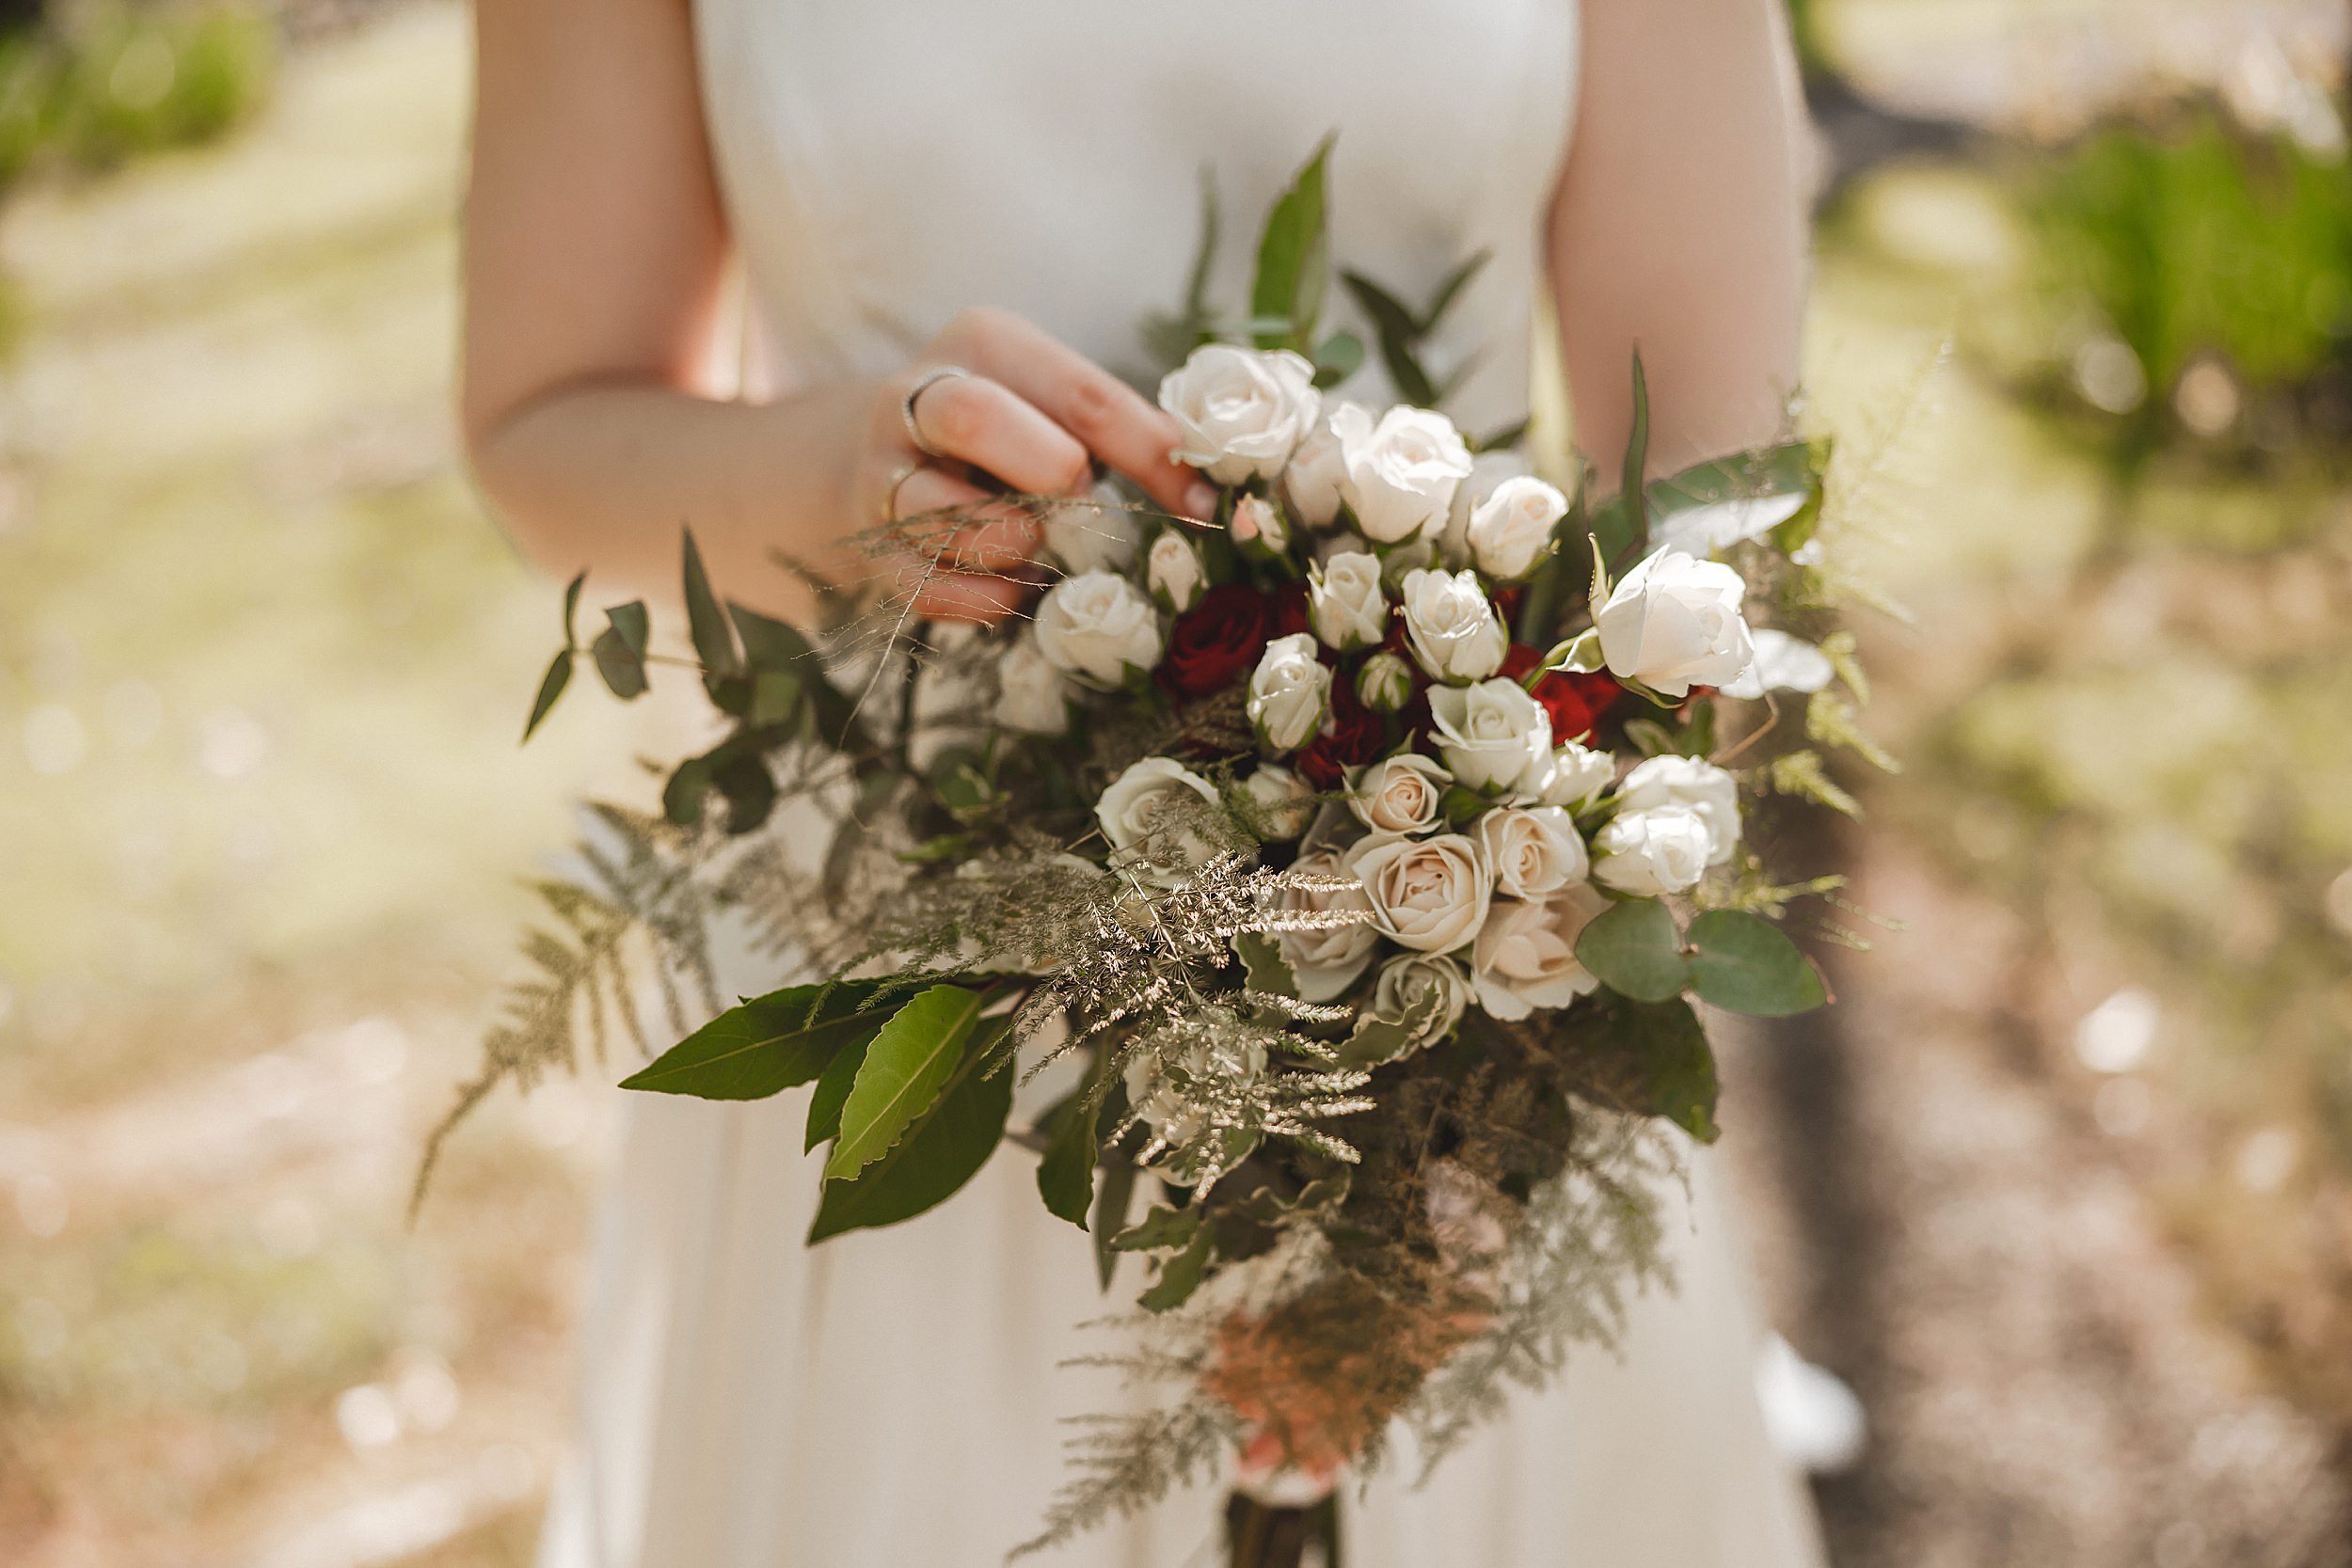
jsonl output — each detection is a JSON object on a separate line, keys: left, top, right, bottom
{"left": 1295, "top": 674, "right": 1387, "bottom": 789}
{"left": 1269, "top": 579, "right": 1311, "bottom": 641}
{"left": 1499, "top": 643, "right": 1622, "bottom": 745}
{"left": 1159, "top": 584, "right": 1271, "bottom": 700}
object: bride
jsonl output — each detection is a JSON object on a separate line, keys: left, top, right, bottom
{"left": 461, "top": 0, "right": 1826, "bottom": 1563}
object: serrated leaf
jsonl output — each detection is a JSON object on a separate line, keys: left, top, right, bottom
{"left": 591, "top": 626, "right": 648, "bottom": 699}
{"left": 618, "top": 981, "right": 890, "bottom": 1100}
{"left": 807, "top": 1020, "right": 1012, "bottom": 1242}
{"left": 1138, "top": 1224, "right": 1215, "bottom": 1313}
{"left": 680, "top": 528, "right": 742, "bottom": 678}
{"left": 1687, "top": 910, "right": 1828, "bottom": 1017}
{"left": 1233, "top": 931, "right": 1298, "bottom": 999}
{"left": 1251, "top": 136, "right": 1333, "bottom": 352}
{"left": 1574, "top": 897, "right": 1689, "bottom": 1003}
{"left": 521, "top": 651, "right": 571, "bottom": 743}
{"left": 1037, "top": 1087, "right": 1103, "bottom": 1229}
{"left": 824, "top": 985, "right": 986, "bottom": 1181}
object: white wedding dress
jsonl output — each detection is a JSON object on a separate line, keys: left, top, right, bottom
{"left": 535, "top": 2, "right": 1827, "bottom": 1564}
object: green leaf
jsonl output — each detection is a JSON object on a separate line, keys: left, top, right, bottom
{"left": 1311, "top": 328, "right": 1364, "bottom": 388}
{"left": 1613, "top": 351, "right": 1651, "bottom": 562}
{"left": 591, "top": 626, "right": 648, "bottom": 700}
{"left": 1472, "top": 417, "right": 1531, "bottom": 454}
{"left": 1091, "top": 1153, "right": 1137, "bottom": 1291}
{"left": 521, "top": 650, "right": 571, "bottom": 743}
{"left": 1233, "top": 931, "right": 1298, "bottom": 999}
{"left": 1686, "top": 911, "right": 1829, "bottom": 1017}
{"left": 711, "top": 751, "right": 779, "bottom": 835}
{"left": 749, "top": 669, "right": 803, "bottom": 729}
{"left": 1574, "top": 897, "right": 1689, "bottom": 1003}
{"left": 560, "top": 571, "right": 586, "bottom": 647}
{"left": 823, "top": 986, "right": 986, "bottom": 1181}
{"left": 680, "top": 528, "right": 742, "bottom": 678}
{"left": 727, "top": 599, "right": 814, "bottom": 670}
{"left": 604, "top": 600, "right": 649, "bottom": 657}
{"left": 661, "top": 754, "right": 711, "bottom": 828}
{"left": 1037, "top": 1087, "right": 1103, "bottom": 1228}
{"left": 1334, "top": 988, "right": 1444, "bottom": 1069}
{"left": 1614, "top": 995, "right": 1721, "bottom": 1142}
{"left": 618, "top": 981, "right": 891, "bottom": 1100}
{"left": 1139, "top": 1224, "right": 1215, "bottom": 1313}
{"left": 807, "top": 1020, "right": 1013, "bottom": 1242}
{"left": 1341, "top": 268, "right": 1438, "bottom": 406}
{"left": 805, "top": 1028, "right": 869, "bottom": 1151}
{"left": 1645, "top": 439, "right": 1820, "bottom": 521}
{"left": 1419, "top": 249, "right": 1490, "bottom": 334}
{"left": 1110, "top": 1204, "right": 1201, "bottom": 1253}
{"left": 1250, "top": 136, "right": 1333, "bottom": 352}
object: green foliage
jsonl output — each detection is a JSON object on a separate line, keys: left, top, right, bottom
{"left": 807, "top": 1019, "right": 1014, "bottom": 1242}
{"left": 1250, "top": 135, "right": 1333, "bottom": 354}
{"left": 618, "top": 980, "right": 894, "bottom": 1100}
{"left": 0, "top": 7, "right": 275, "bottom": 186}
{"left": 1574, "top": 897, "right": 1686, "bottom": 1003}
{"left": 1037, "top": 1084, "right": 1106, "bottom": 1228}
{"left": 1686, "top": 910, "right": 1828, "bottom": 1017}
{"left": 823, "top": 984, "right": 986, "bottom": 1180}
{"left": 1341, "top": 249, "right": 1489, "bottom": 408}
{"left": 1611, "top": 996, "right": 1720, "bottom": 1142}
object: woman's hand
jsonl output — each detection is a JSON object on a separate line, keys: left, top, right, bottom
{"left": 861, "top": 308, "right": 1219, "bottom": 624}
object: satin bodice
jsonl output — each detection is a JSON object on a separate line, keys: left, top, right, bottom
{"left": 692, "top": 0, "right": 1581, "bottom": 430}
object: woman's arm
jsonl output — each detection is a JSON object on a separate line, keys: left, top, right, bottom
{"left": 461, "top": 0, "right": 1208, "bottom": 622}
{"left": 1547, "top": 0, "right": 1809, "bottom": 477}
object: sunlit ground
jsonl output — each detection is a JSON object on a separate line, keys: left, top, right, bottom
{"left": 0, "top": 1, "right": 2347, "bottom": 1563}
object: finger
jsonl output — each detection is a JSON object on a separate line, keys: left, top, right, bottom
{"left": 892, "top": 469, "right": 1042, "bottom": 574}
{"left": 940, "top": 309, "right": 1218, "bottom": 519}
{"left": 906, "top": 372, "right": 1092, "bottom": 497}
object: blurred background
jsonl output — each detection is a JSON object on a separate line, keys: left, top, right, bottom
{"left": 0, "top": 0, "right": 2348, "bottom": 1563}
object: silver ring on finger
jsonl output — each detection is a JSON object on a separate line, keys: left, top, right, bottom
{"left": 881, "top": 458, "right": 925, "bottom": 525}
{"left": 900, "top": 364, "right": 973, "bottom": 457}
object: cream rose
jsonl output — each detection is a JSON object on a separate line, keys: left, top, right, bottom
{"left": 1356, "top": 651, "right": 1416, "bottom": 714}
{"left": 1594, "top": 548, "right": 1756, "bottom": 699}
{"left": 1035, "top": 570, "right": 1164, "bottom": 688}
{"left": 993, "top": 630, "right": 1070, "bottom": 736}
{"left": 1370, "top": 951, "right": 1470, "bottom": 1050}
{"left": 1246, "top": 633, "right": 1332, "bottom": 753}
{"left": 1349, "top": 752, "right": 1453, "bottom": 835}
{"left": 1591, "top": 805, "right": 1714, "bottom": 895}
{"left": 1337, "top": 405, "right": 1474, "bottom": 545}
{"left": 1526, "top": 741, "right": 1618, "bottom": 809}
{"left": 1400, "top": 567, "right": 1507, "bottom": 683}
{"left": 1467, "top": 475, "right": 1568, "bottom": 582}
{"left": 1473, "top": 805, "right": 1590, "bottom": 899}
{"left": 1283, "top": 401, "right": 1364, "bottom": 530}
{"left": 1145, "top": 530, "right": 1206, "bottom": 614}
{"left": 1440, "top": 449, "right": 1532, "bottom": 568}
{"left": 1346, "top": 832, "right": 1492, "bottom": 954}
{"left": 1307, "top": 550, "right": 1388, "bottom": 652}
{"left": 1427, "top": 678, "right": 1553, "bottom": 795}
{"left": 1239, "top": 763, "right": 1315, "bottom": 842}
{"left": 1042, "top": 483, "right": 1141, "bottom": 576}
{"left": 1470, "top": 885, "right": 1609, "bottom": 1020}
{"left": 1613, "top": 753, "right": 1740, "bottom": 865}
{"left": 1274, "top": 847, "right": 1379, "bottom": 1003}
{"left": 1095, "top": 756, "right": 1224, "bottom": 885}
{"left": 1157, "top": 344, "right": 1321, "bottom": 486}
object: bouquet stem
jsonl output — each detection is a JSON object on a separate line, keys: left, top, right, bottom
{"left": 1223, "top": 1492, "right": 1341, "bottom": 1568}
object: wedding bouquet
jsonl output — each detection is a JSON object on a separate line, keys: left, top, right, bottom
{"left": 430, "top": 145, "right": 1882, "bottom": 1562}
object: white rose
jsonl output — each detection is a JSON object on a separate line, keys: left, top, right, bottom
{"left": 1591, "top": 805, "right": 1715, "bottom": 895}
{"left": 1472, "top": 806, "right": 1589, "bottom": 899}
{"left": 1426, "top": 678, "right": 1553, "bottom": 795}
{"left": 1146, "top": 530, "right": 1206, "bottom": 614}
{"left": 1400, "top": 568, "right": 1507, "bottom": 683}
{"left": 1157, "top": 344, "right": 1321, "bottom": 486}
{"left": 1338, "top": 405, "right": 1474, "bottom": 545}
{"left": 1239, "top": 763, "right": 1315, "bottom": 841}
{"left": 1594, "top": 548, "right": 1756, "bottom": 699}
{"left": 993, "top": 630, "right": 1070, "bottom": 736}
{"left": 1528, "top": 741, "right": 1618, "bottom": 809}
{"left": 1719, "top": 627, "right": 1836, "bottom": 699}
{"left": 1350, "top": 752, "right": 1453, "bottom": 835}
{"left": 1283, "top": 401, "right": 1365, "bottom": 530}
{"left": 1356, "top": 651, "right": 1416, "bottom": 714}
{"left": 1246, "top": 633, "right": 1332, "bottom": 753}
{"left": 1307, "top": 550, "right": 1388, "bottom": 652}
{"left": 1095, "top": 757, "right": 1225, "bottom": 886}
{"left": 1441, "top": 449, "right": 1532, "bottom": 568}
{"left": 1613, "top": 753, "right": 1740, "bottom": 865}
{"left": 1650, "top": 491, "right": 1809, "bottom": 560}
{"left": 1467, "top": 475, "right": 1568, "bottom": 582}
{"left": 1346, "top": 832, "right": 1492, "bottom": 954}
{"left": 1035, "top": 570, "right": 1164, "bottom": 688}
{"left": 1370, "top": 951, "right": 1470, "bottom": 1049}
{"left": 1471, "top": 885, "right": 1610, "bottom": 1020}
{"left": 1232, "top": 492, "right": 1291, "bottom": 557}
{"left": 1042, "top": 482, "right": 1141, "bottom": 575}
{"left": 1274, "top": 847, "right": 1379, "bottom": 1003}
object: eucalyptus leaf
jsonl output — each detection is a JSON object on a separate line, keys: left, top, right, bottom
{"left": 661, "top": 754, "right": 711, "bottom": 828}
{"left": 521, "top": 651, "right": 571, "bottom": 743}
{"left": 619, "top": 981, "right": 891, "bottom": 1101}
{"left": 824, "top": 985, "right": 986, "bottom": 1181}
{"left": 680, "top": 529, "right": 742, "bottom": 678}
{"left": 603, "top": 600, "right": 649, "bottom": 657}
{"left": 728, "top": 599, "right": 816, "bottom": 671}
{"left": 806, "top": 1020, "right": 1013, "bottom": 1242}
{"left": 749, "top": 669, "right": 803, "bottom": 729}
{"left": 1687, "top": 911, "right": 1828, "bottom": 1017}
{"left": 1574, "top": 897, "right": 1689, "bottom": 1003}
{"left": 590, "top": 626, "right": 648, "bottom": 700}
{"left": 711, "top": 751, "right": 778, "bottom": 835}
